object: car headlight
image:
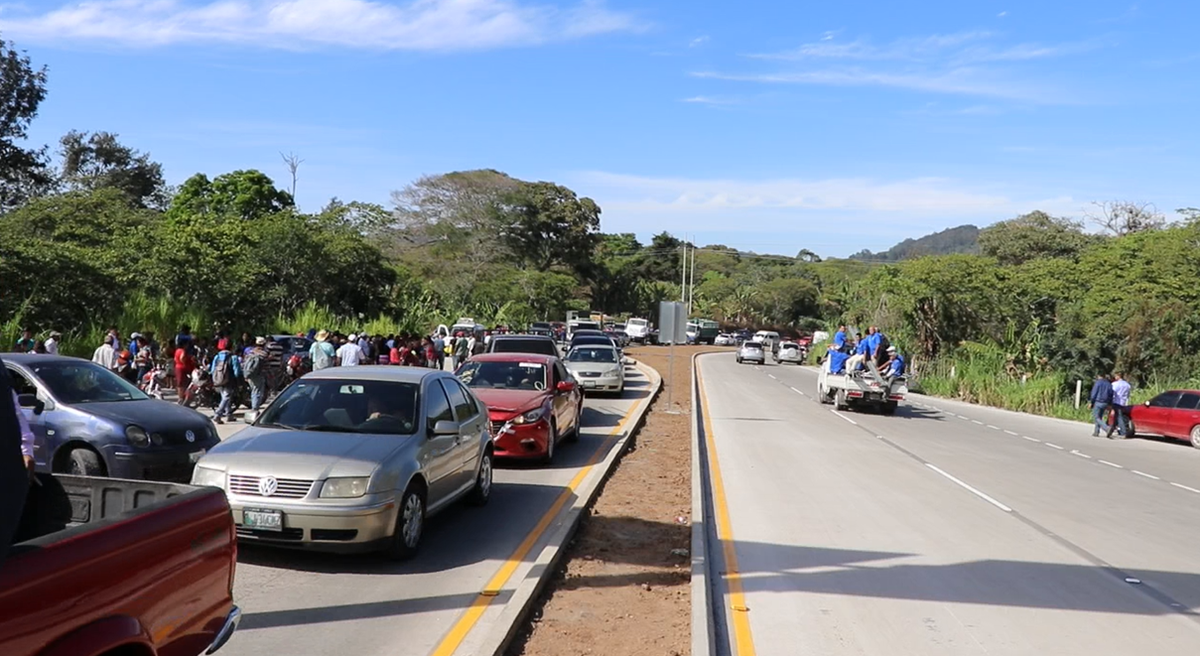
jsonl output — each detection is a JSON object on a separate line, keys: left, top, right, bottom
{"left": 320, "top": 477, "right": 370, "bottom": 498}
{"left": 126, "top": 425, "right": 150, "bottom": 447}
{"left": 191, "top": 466, "right": 225, "bottom": 488}
{"left": 512, "top": 407, "right": 547, "bottom": 424}
{"left": 604, "top": 366, "right": 622, "bottom": 376}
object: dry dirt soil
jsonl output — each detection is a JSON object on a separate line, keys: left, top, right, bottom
{"left": 508, "top": 345, "right": 726, "bottom": 656}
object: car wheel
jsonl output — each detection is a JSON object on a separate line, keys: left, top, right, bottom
{"left": 65, "top": 447, "right": 106, "bottom": 476}
{"left": 736, "top": 357, "right": 742, "bottom": 364}
{"left": 466, "top": 449, "right": 493, "bottom": 506}
{"left": 1191, "top": 425, "right": 1200, "bottom": 450}
{"left": 1124, "top": 419, "right": 1136, "bottom": 439}
{"left": 566, "top": 402, "right": 582, "bottom": 443}
{"left": 542, "top": 421, "right": 558, "bottom": 464}
{"left": 386, "top": 484, "right": 426, "bottom": 560}
{"left": 835, "top": 389, "right": 849, "bottom": 411}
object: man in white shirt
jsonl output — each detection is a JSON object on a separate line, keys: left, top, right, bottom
{"left": 44, "top": 331, "right": 61, "bottom": 355}
{"left": 336, "top": 334, "right": 364, "bottom": 366}
{"left": 92, "top": 335, "right": 118, "bottom": 370}
{"left": 1107, "top": 371, "right": 1133, "bottom": 439}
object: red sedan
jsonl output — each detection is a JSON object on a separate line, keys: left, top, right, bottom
{"left": 456, "top": 353, "right": 584, "bottom": 463}
{"left": 1130, "top": 389, "right": 1200, "bottom": 448}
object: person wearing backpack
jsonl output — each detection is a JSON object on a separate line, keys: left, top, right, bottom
{"left": 243, "top": 337, "right": 269, "bottom": 411}
{"left": 310, "top": 330, "right": 336, "bottom": 371}
{"left": 209, "top": 339, "right": 242, "bottom": 424}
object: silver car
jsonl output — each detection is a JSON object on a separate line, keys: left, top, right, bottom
{"left": 191, "top": 367, "right": 493, "bottom": 559}
{"left": 736, "top": 341, "right": 766, "bottom": 365}
{"left": 773, "top": 341, "right": 805, "bottom": 365}
{"left": 564, "top": 344, "right": 626, "bottom": 394}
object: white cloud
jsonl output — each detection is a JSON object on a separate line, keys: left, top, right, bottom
{"left": 680, "top": 95, "right": 739, "bottom": 106}
{"left": 689, "top": 35, "right": 709, "bottom": 47}
{"left": 744, "top": 31, "right": 1090, "bottom": 65}
{"left": 691, "top": 68, "right": 1065, "bottom": 103}
{"left": 998, "top": 11, "right": 1008, "bottom": 18}
{"left": 0, "top": 0, "right": 642, "bottom": 50}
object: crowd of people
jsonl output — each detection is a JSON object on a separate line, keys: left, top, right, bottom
{"left": 824, "top": 324, "right": 906, "bottom": 379}
{"left": 1088, "top": 371, "right": 1132, "bottom": 439}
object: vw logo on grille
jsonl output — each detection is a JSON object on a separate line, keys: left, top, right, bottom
{"left": 258, "top": 476, "right": 279, "bottom": 496}
{"left": 185, "top": 430, "right": 196, "bottom": 443}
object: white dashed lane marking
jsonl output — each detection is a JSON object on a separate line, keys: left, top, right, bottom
{"left": 1022, "top": 435, "right": 1041, "bottom": 443}
{"left": 1171, "top": 482, "right": 1200, "bottom": 494}
{"left": 1099, "top": 460, "right": 1123, "bottom": 469}
{"left": 1045, "top": 443, "right": 1064, "bottom": 450}
{"left": 1133, "top": 470, "right": 1161, "bottom": 480}
{"left": 926, "top": 464, "right": 1013, "bottom": 513}
{"left": 1004, "top": 430, "right": 1018, "bottom": 436}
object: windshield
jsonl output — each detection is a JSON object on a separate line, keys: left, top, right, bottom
{"left": 458, "top": 361, "right": 548, "bottom": 391}
{"left": 567, "top": 347, "right": 618, "bottom": 363}
{"left": 570, "top": 336, "right": 613, "bottom": 348}
{"left": 31, "top": 361, "right": 148, "bottom": 404}
{"left": 628, "top": 319, "right": 647, "bottom": 327}
{"left": 257, "top": 379, "right": 420, "bottom": 435}
{"left": 743, "top": 343, "right": 763, "bottom": 351}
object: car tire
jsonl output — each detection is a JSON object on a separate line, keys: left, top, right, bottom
{"left": 542, "top": 420, "right": 558, "bottom": 464}
{"left": 65, "top": 447, "right": 106, "bottom": 477}
{"left": 1124, "top": 419, "right": 1137, "bottom": 440}
{"left": 566, "top": 401, "right": 583, "bottom": 442}
{"left": 1191, "top": 425, "right": 1200, "bottom": 450}
{"left": 835, "top": 389, "right": 849, "bottom": 411}
{"left": 466, "top": 449, "right": 493, "bottom": 507}
{"left": 386, "top": 484, "right": 426, "bottom": 561}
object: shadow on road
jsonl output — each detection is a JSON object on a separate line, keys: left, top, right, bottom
{"left": 239, "top": 589, "right": 512, "bottom": 631}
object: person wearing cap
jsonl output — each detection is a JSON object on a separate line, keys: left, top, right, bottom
{"left": 882, "top": 346, "right": 905, "bottom": 380}
{"left": 244, "top": 337, "right": 269, "bottom": 411}
{"left": 310, "top": 330, "right": 336, "bottom": 371}
{"left": 337, "top": 333, "right": 365, "bottom": 367}
{"left": 92, "top": 334, "right": 118, "bottom": 370}
{"left": 44, "top": 331, "right": 61, "bottom": 355}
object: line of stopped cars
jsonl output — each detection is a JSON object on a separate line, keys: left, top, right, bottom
{"left": 189, "top": 327, "right": 634, "bottom": 558}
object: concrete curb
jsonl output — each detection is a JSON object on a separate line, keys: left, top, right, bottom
{"left": 690, "top": 352, "right": 716, "bottom": 656}
{"left": 469, "top": 359, "right": 664, "bottom": 656}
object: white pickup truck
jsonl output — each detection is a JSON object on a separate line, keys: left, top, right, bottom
{"left": 816, "top": 356, "right": 907, "bottom": 415}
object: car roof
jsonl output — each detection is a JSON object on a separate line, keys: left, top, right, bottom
{"left": 3, "top": 354, "right": 87, "bottom": 366}
{"left": 470, "top": 353, "right": 558, "bottom": 364}
{"left": 305, "top": 366, "right": 441, "bottom": 383}
{"left": 571, "top": 329, "right": 607, "bottom": 337}
{"left": 569, "top": 342, "right": 617, "bottom": 351}
{"left": 493, "top": 334, "right": 554, "bottom": 341}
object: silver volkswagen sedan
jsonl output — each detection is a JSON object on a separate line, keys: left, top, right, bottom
{"left": 563, "top": 344, "right": 626, "bottom": 395}
{"left": 191, "top": 367, "right": 493, "bottom": 559}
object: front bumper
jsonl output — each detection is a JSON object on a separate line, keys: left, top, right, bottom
{"left": 575, "top": 374, "right": 623, "bottom": 392}
{"left": 107, "top": 443, "right": 214, "bottom": 482}
{"left": 492, "top": 419, "right": 550, "bottom": 458}
{"left": 228, "top": 495, "right": 397, "bottom": 553}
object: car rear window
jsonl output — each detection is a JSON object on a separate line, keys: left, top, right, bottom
{"left": 490, "top": 338, "right": 558, "bottom": 357}
{"left": 744, "top": 342, "right": 763, "bottom": 350}
{"left": 1177, "top": 392, "right": 1200, "bottom": 410}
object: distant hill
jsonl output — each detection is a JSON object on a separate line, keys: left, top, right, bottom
{"left": 849, "top": 224, "right": 980, "bottom": 262}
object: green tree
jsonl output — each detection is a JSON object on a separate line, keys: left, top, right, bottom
{"left": 978, "top": 211, "right": 1096, "bottom": 265}
{"left": 495, "top": 181, "right": 601, "bottom": 276}
{"left": 0, "top": 37, "right": 51, "bottom": 211}
{"left": 169, "top": 170, "right": 293, "bottom": 221}
{"left": 59, "top": 130, "right": 166, "bottom": 208}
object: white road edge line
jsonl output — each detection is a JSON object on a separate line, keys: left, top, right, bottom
{"left": 925, "top": 464, "right": 1013, "bottom": 512}
{"left": 1021, "top": 435, "right": 1041, "bottom": 443}
{"left": 830, "top": 410, "right": 858, "bottom": 426}
{"left": 1170, "top": 482, "right": 1200, "bottom": 494}
{"left": 1098, "top": 460, "right": 1123, "bottom": 469}
{"left": 1133, "top": 470, "right": 1161, "bottom": 480}
{"left": 1003, "top": 429, "right": 1018, "bottom": 436}
{"left": 1071, "top": 450, "right": 1092, "bottom": 459}
{"left": 1045, "top": 443, "right": 1064, "bottom": 450}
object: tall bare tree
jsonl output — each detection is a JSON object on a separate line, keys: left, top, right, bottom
{"left": 1086, "top": 200, "right": 1165, "bottom": 236}
{"left": 280, "top": 151, "right": 303, "bottom": 198}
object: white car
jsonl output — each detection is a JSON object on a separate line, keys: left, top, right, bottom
{"left": 736, "top": 341, "right": 766, "bottom": 365}
{"left": 773, "top": 342, "right": 804, "bottom": 365}
{"left": 714, "top": 333, "right": 735, "bottom": 346}
{"left": 564, "top": 344, "right": 626, "bottom": 394}
{"left": 624, "top": 317, "right": 650, "bottom": 343}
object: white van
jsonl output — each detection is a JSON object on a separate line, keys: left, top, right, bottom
{"left": 625, "top": 317, "right": 650, "bottom": 342}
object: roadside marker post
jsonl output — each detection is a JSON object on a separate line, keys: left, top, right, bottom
{"left": 660, "top": 300, "right": 688, "bottom": 414}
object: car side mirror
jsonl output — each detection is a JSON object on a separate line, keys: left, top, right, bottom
{"left": 556, "top": 380, "right": 576, "bottom": 393}
{"left": 243, "top": 411, "right": 259, "bottom": 424}
{"left": 622, "top": 357, "right": 633, "bottom": 366}
{"left": 17, "top": 393, "right": 45, "bottom": 415}
{"left": 431, "top": 419, "right": 460, "bottom": 436}
{"left": 1144, "top": 401, "right": 1151, "bottom": 407}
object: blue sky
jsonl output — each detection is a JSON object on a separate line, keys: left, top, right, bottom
{"left": 2, "top": 0, "right": 1197, "bottom": 257}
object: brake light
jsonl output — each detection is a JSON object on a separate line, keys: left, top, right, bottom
{"left": 888, "top": 395, "right": 904, "bottom": 401}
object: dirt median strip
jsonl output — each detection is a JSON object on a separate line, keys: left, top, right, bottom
{"left": 508, "top": 345, "right": 727, "bottom": 656}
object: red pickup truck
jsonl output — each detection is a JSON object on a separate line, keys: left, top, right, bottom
{"left": 0, "top": 474, "right": 240, "bottom": 656}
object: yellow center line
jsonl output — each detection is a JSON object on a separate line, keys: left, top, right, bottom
{"left": 429, "top": 388, "right": 651, "bottom": 656}
{"left": 697, "top": 365, "right": 758, "bottom": 656}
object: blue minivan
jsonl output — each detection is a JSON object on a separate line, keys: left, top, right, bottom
{"left": 6, "top": 354, "right": 219, "bottom": 481}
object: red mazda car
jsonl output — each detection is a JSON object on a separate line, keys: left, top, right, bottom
{"left": 1129, "top": 389, "right": 1200, "bottom": 448}
{"left": 456, "top": 353, "right": 584, "bottom": 463}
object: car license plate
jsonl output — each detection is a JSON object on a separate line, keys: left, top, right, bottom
{"left": 582, "top": 380, "right": 597, "bottom": 388}
{"left": 243, "top": 508, "right": 283, "bottom": 531}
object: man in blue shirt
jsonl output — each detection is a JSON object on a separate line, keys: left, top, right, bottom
{"left": 833, "top": 325, "right": 847, "bottom": 349}
{"left": 1088, "top": 374, "right": 1114, "bottom": 437}
{"left": 883, "top": 347, "right": 905, "bottom": 378}
{"left": 1106, "top": 372, "right": 1132, "bottom": 439}
{"left": 827, "top": 346, "right": 850, "bottom": 374}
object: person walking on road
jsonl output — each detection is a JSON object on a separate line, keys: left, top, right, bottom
{"left": 452, "top": 332, "right": 469, "bottom": 369}
{"left": 337, "top": 333, "right": 364, "bottom": 366}
{"left": 209, "top": 340, "right": 242, "bottom": 425}
{"left": 92, "top": 334, "right": 118, "bottom": 370}
{"left": 310, "top": 331, "right": 336, "bottom": 371}
{"left": 243, "top": 337, "right": 269, "bottom": 411}
{"left": 1107, "top": 372, "right": 1132, "bottom": 439}
{"left": 1089, "top": 373, "right": 1114, "bottom": 437}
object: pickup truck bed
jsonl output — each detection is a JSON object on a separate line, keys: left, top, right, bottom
{"left": 1, "top": 475, "right": 240, "bottom": 656}
{"left": 817, "top": 360, "right": 908, "bottom": 415}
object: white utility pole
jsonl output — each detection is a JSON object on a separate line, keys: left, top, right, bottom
{"left": 688, "top": 236, "right": 697, "bottom": 313}
{"left": 680, "top": 242, "right": 688, "bottom": 304}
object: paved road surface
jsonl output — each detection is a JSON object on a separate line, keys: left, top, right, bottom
{"left": 699, "top": 354, "right": 1200, "bottom": 655}
{"left": 210, "top": 367, "right": 652, "bottom": 656}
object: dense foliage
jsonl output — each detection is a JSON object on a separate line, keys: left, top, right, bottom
{"left": 850, "top": 224, "right": 980, "bottom": 262}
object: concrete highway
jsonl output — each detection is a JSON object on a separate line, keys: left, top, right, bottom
{"left": 698, "top": 354, "right": 1200, "bottom": 655}
{"left": 208, "top": 366, "right": 654, "bottom": 656}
